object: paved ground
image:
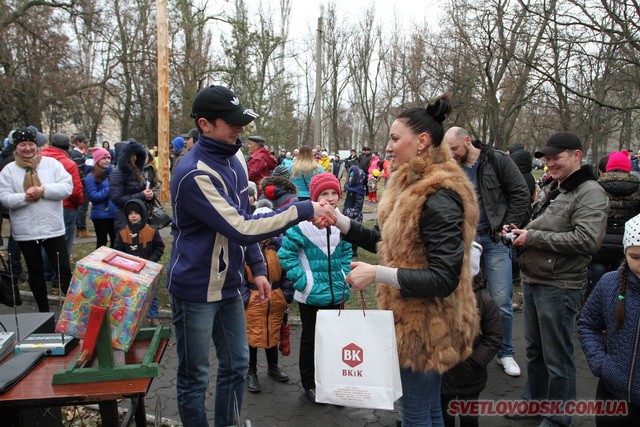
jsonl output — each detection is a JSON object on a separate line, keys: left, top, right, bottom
{"left": 2, "top": 292, "right": 599, "bottom": 426}
{"left": 0, "top": 203, "right": 599, "bottom": 426}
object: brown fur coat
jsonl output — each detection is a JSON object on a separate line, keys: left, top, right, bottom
{"left": 376, "top": 143, "right": 480, "bottom": 374}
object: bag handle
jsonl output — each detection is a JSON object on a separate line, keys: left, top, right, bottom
{"left": 148, "top": 196, "right": 161, "bottom": 207}
{"left": 338, "top": 289, "right": 366, "bottom": 317}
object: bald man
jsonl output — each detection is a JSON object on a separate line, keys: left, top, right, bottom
{"left": 444, "top": 127, "right": 529, "bottom": 377}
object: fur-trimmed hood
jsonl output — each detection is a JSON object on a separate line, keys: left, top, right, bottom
{"left": 258, "top": 175, "right": 298, "bottom": 208}
{"left": 116, "top": 141, "right": 147, "bottom": 177}
{"left": 598, "top": 171, "right": 640, "bottom": 198}
{"left": 259, "top": 175, "right": 298, "bottom": 196}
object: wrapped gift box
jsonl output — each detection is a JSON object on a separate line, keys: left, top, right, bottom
{"left": 55, "top": 246, "right": 163, "bottom": 351}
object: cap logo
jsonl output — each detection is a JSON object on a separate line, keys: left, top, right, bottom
{"left": 243, "top": 109, "right": 259, "bottom": 118}
{"left": 231, "top": 97, "right": 240, "bottom": 105}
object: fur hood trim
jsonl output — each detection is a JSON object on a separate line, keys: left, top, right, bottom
{"left": 259, "top": 175, "right": 297, "bottom": 195}
{"left": 116, "top": 142, "right": 147, "bottom": 176}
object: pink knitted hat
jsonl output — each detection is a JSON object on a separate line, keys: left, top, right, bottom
{"left": 606, "top": 150, "right": 631, "bottom": 173}
{"left": 92, "top": 147, "right": 111, "bottom": 165}
{"left": 309, "top": 172, "right": 341, "bottom": 202}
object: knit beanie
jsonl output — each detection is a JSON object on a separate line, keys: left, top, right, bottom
{"left": 248, "top": 181, "right": 257, "bottom": 198}
{"left": 624, "top": 214, "right": 640, "bottom": 252}
{"left": 271, "top": 165, "right": 290, "bottom": 179}
{"left": 309, "top": 172, "right": 341, "bottom": 202}
{"left": 125, "top": 200, "right": 144, "bottom": 218}
{"left": 172, "top": 136, "right": 185, "bottom": 151}
{"left": 12, "top": 128, "right": 36, "bottom": 145}
{"left": 606, "top": 150, "right": 631, "bottom": 173}
{"left": 27, "top": 126, "right": 48, "bottom": 147}
{"left": 92, "top": 147, "right": 111, "bottom": 165}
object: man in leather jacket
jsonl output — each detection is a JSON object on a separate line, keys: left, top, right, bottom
{"left": 508, "top": 131, "right": 608, "bottom": 426}
{"left": 444, "top": 127, "right": 529, "bottom": 377}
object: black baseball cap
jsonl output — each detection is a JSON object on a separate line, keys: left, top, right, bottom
{"left": 181, "top": 128, "right": 199, "bottom": 140}
{"left": 534, "top": 131, "right": 583, "bottom": 158}
{"left": 190, "top": 85, "right": 259, "bottom": 126}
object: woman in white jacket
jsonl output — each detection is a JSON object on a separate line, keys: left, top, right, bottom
{"left": 0, "top": 128, "right": 72, "bottom": 312}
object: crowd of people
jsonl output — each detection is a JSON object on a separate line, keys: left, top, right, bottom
{"left": 0, "top": 84, "right": 639, "bottom": 427}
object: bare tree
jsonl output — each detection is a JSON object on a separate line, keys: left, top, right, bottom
{"left": 348, "top": 7, "right": 386, "bottom": 149}
{"left": 440, "top": 0, "right": 555, "bottom": 148}
{"left": 322, "top": 4, "right": 351, "bottom": 153}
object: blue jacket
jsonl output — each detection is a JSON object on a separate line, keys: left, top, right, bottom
{"left": 166, "top": 134, "right": 315, "bottom": 303}
{"left": 85, "top": 167, "right": 116, "bottom": 220}
{"left": 344, "top": 165, "right": 366, "bottom": 195}
{"left": 578, "top": 267, "right": 640, "bottom": 404}
{"left": 278, "top": 222, "right": 351, "bottom": 306}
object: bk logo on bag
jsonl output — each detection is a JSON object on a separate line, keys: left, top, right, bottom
{"left": 342, "top": 343, "right": 363, "bottom": 368}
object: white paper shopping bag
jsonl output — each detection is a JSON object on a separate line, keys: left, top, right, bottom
{"left": 314, "top": 309, "right": 402, "bottom": 409}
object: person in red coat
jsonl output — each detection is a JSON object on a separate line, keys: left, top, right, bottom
{"left": 40, "top": 133, "right": 84, "bottom": 287}
{"left": 247, "top": 136, "right": 277, "bottom": 195}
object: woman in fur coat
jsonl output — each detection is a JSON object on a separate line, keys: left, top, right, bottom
{"left": 334, "top": 94, "right": 480, "bottom": 426}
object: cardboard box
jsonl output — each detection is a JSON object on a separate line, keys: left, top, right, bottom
{"left": 55, "top": 247, "right": 163, "bottom": 351}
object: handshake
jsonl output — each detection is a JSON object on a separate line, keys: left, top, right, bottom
{"left": 310, "top": 201, "right": 336, "bottom": 228}
{"left": 310, "top": 202, "right": 351, "bottom": 235}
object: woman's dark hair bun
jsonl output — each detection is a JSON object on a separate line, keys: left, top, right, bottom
{"left": 426, "top": 93, "right": 452, "bottom": 124}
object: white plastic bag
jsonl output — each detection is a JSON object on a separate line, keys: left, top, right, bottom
{"left": 314, "top": 309, "right": 402, "bottom": 409}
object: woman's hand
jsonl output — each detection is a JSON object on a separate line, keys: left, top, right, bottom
{"left": 346, "top": 261, "right": 377, "bottom": 291}
{"left": 24, "top": 186, "right": 44, "bottom": 202}
{"left": 143, "top": 189, "right": 154, "bottom": 200}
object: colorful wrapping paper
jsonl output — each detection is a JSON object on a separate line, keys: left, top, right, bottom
{"left": 55, "top": 247, "right": 163, "bottom": 351}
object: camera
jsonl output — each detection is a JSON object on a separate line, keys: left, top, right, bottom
{"left": 500, "top": 226, "right": 517, "bottom": 246}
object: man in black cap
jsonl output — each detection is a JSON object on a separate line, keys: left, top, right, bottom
{"left": 505, "top": 131, "right": 608, "bottom": 425}
{"left": 181, "top": 128, "right": 199, "bottom": 151}
{"left": 168, "top": 85, "right": 336, "bottom": 427}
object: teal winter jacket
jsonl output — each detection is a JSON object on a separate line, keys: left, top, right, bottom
{"left": 278, "top": 221, "right": 352, "bottom": 306}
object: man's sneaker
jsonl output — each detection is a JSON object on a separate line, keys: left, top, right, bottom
{"left": 497, "top": 356, "right": 521, "bottom": 377}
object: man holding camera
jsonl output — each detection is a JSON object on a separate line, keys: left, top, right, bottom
{"left": 508, "top": 132, "right": 608, "bottom": 426}
{"left": 444, "top": 127, "right": 530, "bottom": 377}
